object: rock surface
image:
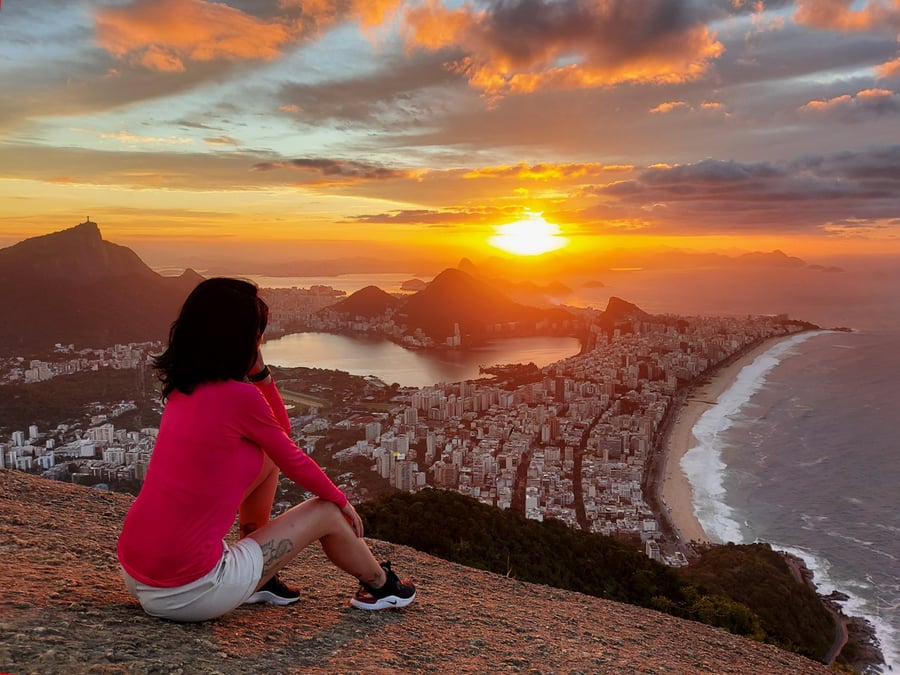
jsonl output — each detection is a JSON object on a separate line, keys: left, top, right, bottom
{"left": 0, "top": 469, "right": 831, "bottom": 674}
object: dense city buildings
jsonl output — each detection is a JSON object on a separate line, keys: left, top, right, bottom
{"left": 0, "top": 341, "right": 162, "bottom": 385}
{"left": 0, "top": 300, "right": 806, "bottom": 567}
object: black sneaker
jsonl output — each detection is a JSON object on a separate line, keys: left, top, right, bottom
{"left": 245, "top": 574, "right": 301, "bottom": 606}
{"left": 350, "top": 562, "right": 416, "bottom": 610}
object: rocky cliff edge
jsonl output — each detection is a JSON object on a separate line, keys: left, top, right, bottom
{"left": 0, "top": 470, "right": 831, "bottom": 675}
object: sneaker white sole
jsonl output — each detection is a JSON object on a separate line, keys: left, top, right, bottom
{"left": 350, "top": 592, "right": 416, "bottom": 610}
{"left": 244, "top": 590, "right": 300, "bottom": 606}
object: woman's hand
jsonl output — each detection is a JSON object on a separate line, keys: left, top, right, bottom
{"left": 247, "top": 347, "right": 272, "bottom": 383}
{"left": 341, "top": 502, "right": 365, "bottom": 539}
{"left": 248, "top": 347, "right": 266, "bottom": 378}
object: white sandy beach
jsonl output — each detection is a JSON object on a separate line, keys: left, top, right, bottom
{"left": 660, "top": 336, "right": 791, "bottom": 545}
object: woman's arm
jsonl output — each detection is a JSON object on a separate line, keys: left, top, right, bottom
{"left": 248, "top": 349, "right": 291, "bottom": 434}
{"left": 237, "top": 376, "right": 348, "bottom": 508}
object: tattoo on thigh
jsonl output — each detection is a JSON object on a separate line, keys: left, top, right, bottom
{"left": 260, "top": 538, "right": 294, "bottom": 574}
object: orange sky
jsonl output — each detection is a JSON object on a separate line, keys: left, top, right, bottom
{"left": 1, "top": 0, "right": 899, "bottom": 270}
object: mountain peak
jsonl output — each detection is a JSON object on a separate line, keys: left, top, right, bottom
{"left": 0, "top": 222, "right": 202, "bottom": 353}
{"left": 0, "top": 219, "right": 151, "bottom": 283}
{"left": 325, "top": 285, "right": 402, "bottom": 318}
{"left": 396, "top": 267, "right": 575, "bottom": 341}
{"left": 604, "top": 296, "right": 649, "bottom": 319}
{"left": 73, "top": 217, "right": 101, "bottom": 238}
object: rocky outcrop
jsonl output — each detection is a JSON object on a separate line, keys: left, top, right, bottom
{"left": 0, "top": 470, "right": 831, "bottom": 674}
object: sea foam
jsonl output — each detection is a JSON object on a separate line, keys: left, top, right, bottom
{"left": 681, "top": 331, "right": 823, "bottom": 543}
{"left": 773, "top": 542, "right": 897, "bottom": 674}
{"left": 680, "top": 330, "right": 897, "bottom": 672}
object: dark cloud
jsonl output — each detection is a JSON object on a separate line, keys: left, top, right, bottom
{"left": 348, "top": 206, "right": 516, "bottom": 225}
{"left": 583, "top": 146, "right": 900, "bottom": 233}
{"left": 0, "top": 0, "right": 402, "bottom": 133}
{"left": 475, "top": 0, "right": 704, "bottom": 63}
{"left": 277, "top": 51, "right": 464, "bottom": 125}
{"left": 349, "top": 209, "right": 459, "bottom": 225}
{"left": 204, "top": 135, "right": 240, "bottom": 145}
{"left": 252, "top": 158, "right": 410, "bottom": 180}
{"left": 403, "top": 0, "right": 724, "bottom": 97}
{"left": 800, "top": 89, "right": 900, "bottom": 123}
{"left": 175, "top": 119, "right": 220, "bottom": 130}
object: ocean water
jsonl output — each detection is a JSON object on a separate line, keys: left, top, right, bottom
{"left": 682, "top": 329, "right": 900, "bottom": 672}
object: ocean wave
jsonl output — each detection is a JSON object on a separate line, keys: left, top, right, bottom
{"left": 800, "top": 513, "right": 830, "bottom": 532}
{"left": 797, "top": 455, "right": 830, "bottom": 468}
{"left": 676, "top": 329, "right": 899, "bottom": 673}
{"left": 681, "top": 442, "right": 743, "bottom": 543}
{"left": 682, "top": 331, "right": 826, "bottom": 545}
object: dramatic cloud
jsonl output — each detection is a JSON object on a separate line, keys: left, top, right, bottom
{"left": 5, "top": 0, "right": 900, "bottom": 257}
{"left": 94, "top": 130, "right": 194, "bottom": 145}
{"left": 276, "top": 52, "right": 462, "bottom": 125}
{"left": 877, "top": 55, "right": 900, "bottom": 78}
{"left": 793, "top": 0, "right": 900, "bottom": 32}
{"left": 463, "top": 162, "right": 632, "bottom": 180}
{"left": 348, "top": 205, "right": 519, "bottom": 225}
{"left": 277, "top": 0, "right": 401, "bottom": 29}
{"left": 800, "top": 88, "right": 900, "bottom": 121}
{"left": 582, "top": 147, "right": 900, "bottom": 233}
{"left": 401, "top": 0, "right": 725, "bottom": 98}
{"left": 94, "top": 0, "right": 294, "bottom": 71}
{"left": 93, "top": 0, "right": 404, "bottom": 72}
{"left": 650, "top": 101, "right": 690, "bottom": 114}
{"left": 649, "top": 100, "right": 726, "bottom": 114}
{"left": 252, "top": 158, "right": 416, "bottom": 182}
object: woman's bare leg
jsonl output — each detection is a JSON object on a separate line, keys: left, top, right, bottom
{"left": 239, "top": 454, "right": 280, "bottom": 538}
{"left": 247, "top": 498, "right": 385, "bottom": 592}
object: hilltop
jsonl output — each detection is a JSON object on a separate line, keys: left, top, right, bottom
{"left": 0, "top": 470, "right": 831, "bottom": 675}
{"left": 0, "top": 220, "right": 201, "bottom": 355}
{"left": 325, "top": 285, "right": 403, "bottom": 319}
{"left": 395, "top": 268, "right": 575, "bottom": 342}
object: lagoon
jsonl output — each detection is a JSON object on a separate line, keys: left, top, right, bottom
{"left": 262, "top": 332, "right": 582, "bottom": 388}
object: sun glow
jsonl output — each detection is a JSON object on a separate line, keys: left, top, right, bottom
{"left": 488, "top": 214, "right": 569, "bottom": 256}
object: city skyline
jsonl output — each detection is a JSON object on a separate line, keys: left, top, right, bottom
{"left": 1, "top": 0, "right": 899, "bottom": 268}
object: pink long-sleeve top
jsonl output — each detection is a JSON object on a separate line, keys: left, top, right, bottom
{"left": 117, "top": 378, "right": 347, "bottom": 588}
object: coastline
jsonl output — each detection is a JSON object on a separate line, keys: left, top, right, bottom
{"left": 659, "top": 336, "right": 792, "bottom": 546}
{"left": 656, "top": 331, "right": 889, "bottom": 674}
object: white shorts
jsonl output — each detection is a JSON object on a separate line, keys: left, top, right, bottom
{"left": 121, "top": 538, "right": 264, "bottom": 622}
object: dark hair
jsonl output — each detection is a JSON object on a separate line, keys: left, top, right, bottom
{"left": 155, "top": 277, "right": 269, "bottom": 399}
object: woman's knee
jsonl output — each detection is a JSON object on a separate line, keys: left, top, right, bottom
{"left": 308, "top": 496, "right": 342, "bottom": 516}
{"left": 303, "top": 498, "right": 348, "bottom": 532}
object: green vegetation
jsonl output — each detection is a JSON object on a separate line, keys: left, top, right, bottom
{"left": 0, "top": 368, "right": 160, "bottom": 434}
{"left": 360, "top": 488, "right": 686, "bottom": 607}
{"left": 681, "top": 543, "right": 836, "bottom": 660}
{"left": 358, "top": 489, "right": 840, "bottom": 665}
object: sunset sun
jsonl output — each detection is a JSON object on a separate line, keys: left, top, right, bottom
{"left": 488, "top": 214, "right": 568, "bottom": 256}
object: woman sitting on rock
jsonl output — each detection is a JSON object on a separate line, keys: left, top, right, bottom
{"left": 117, "top": 277, "right": 415, "bottom": 622}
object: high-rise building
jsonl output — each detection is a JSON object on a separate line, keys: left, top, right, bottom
{"left": 391, "top": 459, "right": 414, "bottom": 491}
{"left": 87, "top": 423, "right": 116, "bottom": 444}
{"left": 365, "top": 421, "right": 381, "bottom": 442}
{"left": 403, "top": 407, "right": 418, "bottom": 427}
